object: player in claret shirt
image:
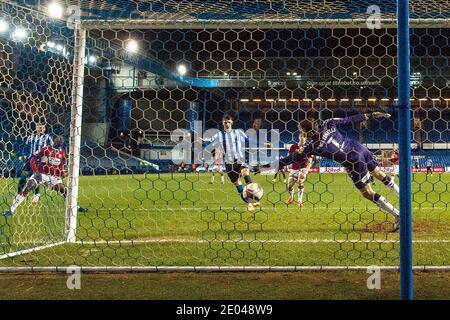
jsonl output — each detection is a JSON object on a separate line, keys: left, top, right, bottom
{"left": 268, "top": 112, "right": 401, "bottom": 231}
{"left": 286, "top": 132, "right": 313, "bottom": 207}
{"left": 3, "top": 136, "right": 88, "bottom": 217}
{"left": 390, "top": 146, "right": 399, "bottom": 181}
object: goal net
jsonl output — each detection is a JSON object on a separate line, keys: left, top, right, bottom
{"left": 0, "top": 0, "right": 449, "bottom": 269}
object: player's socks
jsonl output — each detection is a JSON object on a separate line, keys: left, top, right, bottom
{"left": 32, "top": 186, "right": 41, "bottom": 203}
{"left": 236, "top": 184, "right": 244, "bottom": 194}
{"left": 382, "top": 176, "right": 399, "bottom": 195}
{"left": 373, "top": 193, "right": 399, "bottom": 217}
{"left": 287, "top": 189, "right": 294, "bottom": 204}
{"left": 10, "top": 193, "right": 26, "bottom": 214}
{"left": 211, "top": 175, "right": 215, "bottom": 183}
{"left": 221, "top": 175, "right": 225, "bottom": 184}
{"left": 298, "top": 186, "right": 304, "bottom": 203}
{"left": 244, "top": 176, "right": 252, "bottom": 184}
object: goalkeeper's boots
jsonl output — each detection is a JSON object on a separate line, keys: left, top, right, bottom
{"left": 2, "top": 211, "right": 12, "bottom": 218}
{"left": 286, "top": 197, "right": 294, "bottom": 205}
{"left": 77, "top": 206, "right": 89, "bottom": 213}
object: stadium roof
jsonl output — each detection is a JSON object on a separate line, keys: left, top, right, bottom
{"left": 8, "top": 0, "right": 450, "bottom": 29}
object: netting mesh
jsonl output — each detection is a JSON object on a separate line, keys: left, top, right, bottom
{"left": 0, "top": 0, "right": 449, "bottom": 267}
{"left": 0, "top": 2, "right": 73, "bottom": 257}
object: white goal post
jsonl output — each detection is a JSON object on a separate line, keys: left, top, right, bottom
{"left": 64, "top": 21, "right": 86, "bottom": 244}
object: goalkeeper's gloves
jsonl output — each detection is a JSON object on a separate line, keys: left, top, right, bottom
{"left": 369, "top": 112, "right": 391, "bottom": 119}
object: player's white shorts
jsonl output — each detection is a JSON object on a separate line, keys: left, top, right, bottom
{"left": 30, "top": 173, "right": 63, "bottom": 187}
{"left": 211, "top": 165, "right": 224, "bottom": 172}
{"left": 393, "top": 165, "right": 399, "bottom": 175}
{"left": 289, "top": 168, "right": 308, "bottom": 183}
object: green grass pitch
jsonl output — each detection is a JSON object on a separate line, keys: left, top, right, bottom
{"left": 0, "top": 172, "right": 449, "bottom": 267}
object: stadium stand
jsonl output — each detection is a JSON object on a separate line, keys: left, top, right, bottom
{"left": 80, "top": 140, "right": 158, "bottom": 175}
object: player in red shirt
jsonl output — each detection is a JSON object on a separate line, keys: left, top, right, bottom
{"left": 390, "top": 147, "right": 399, "bottom": 181}
{"left": 287, "top": 133, "right": 313, "bottom": 206}
{"left": 3, "top": 136, "right": 88, "bottom": 217}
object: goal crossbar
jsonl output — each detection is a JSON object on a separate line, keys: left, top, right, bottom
{"left": 80, "top": 18, "right": 450, "bottom": 30}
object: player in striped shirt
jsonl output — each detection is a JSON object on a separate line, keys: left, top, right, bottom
{"left": 18, "top": 123, "right": 54, "bottom": 203}
{"left": 204, "top": 113, "right": 258, "bottom": 210}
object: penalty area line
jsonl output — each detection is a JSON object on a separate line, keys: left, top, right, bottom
{"left": 0, "top": 241, "right": 66, "bottom": 260}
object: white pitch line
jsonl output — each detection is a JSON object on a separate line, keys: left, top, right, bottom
{"left": 2, "top": 265, "right": 450, "bottom": 272}
{"left": 0, "top": 241, "right": 65, "bottom": 260}
{"left": 74, "top": 238, "right": 450, "bottom": 245}
{"left": 4, "top": 238, "right": 450, "bottom": 247}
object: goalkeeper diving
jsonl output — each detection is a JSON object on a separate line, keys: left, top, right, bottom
{"left": 265, "top": 112, "right": 401, "bottom": 231}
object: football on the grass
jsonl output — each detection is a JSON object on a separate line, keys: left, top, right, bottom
{"left": 243, "top": 183, "right": 264, "bottom": 203}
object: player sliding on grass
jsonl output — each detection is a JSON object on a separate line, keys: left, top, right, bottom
{"left": 267, "top": 112, "right": 401, "bottom": 231}
{"left": 287, "top": 132, "right": 313, "bottom": 207}
{"left": 203, "top": 113, "right": 260, "bottom": 211}
{"left": 3, "top": 136, "right": 88, "bottom": 217}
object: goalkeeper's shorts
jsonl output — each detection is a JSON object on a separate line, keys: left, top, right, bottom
{"left": 345, "top": 149, "right": 378, "bottom": 189}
